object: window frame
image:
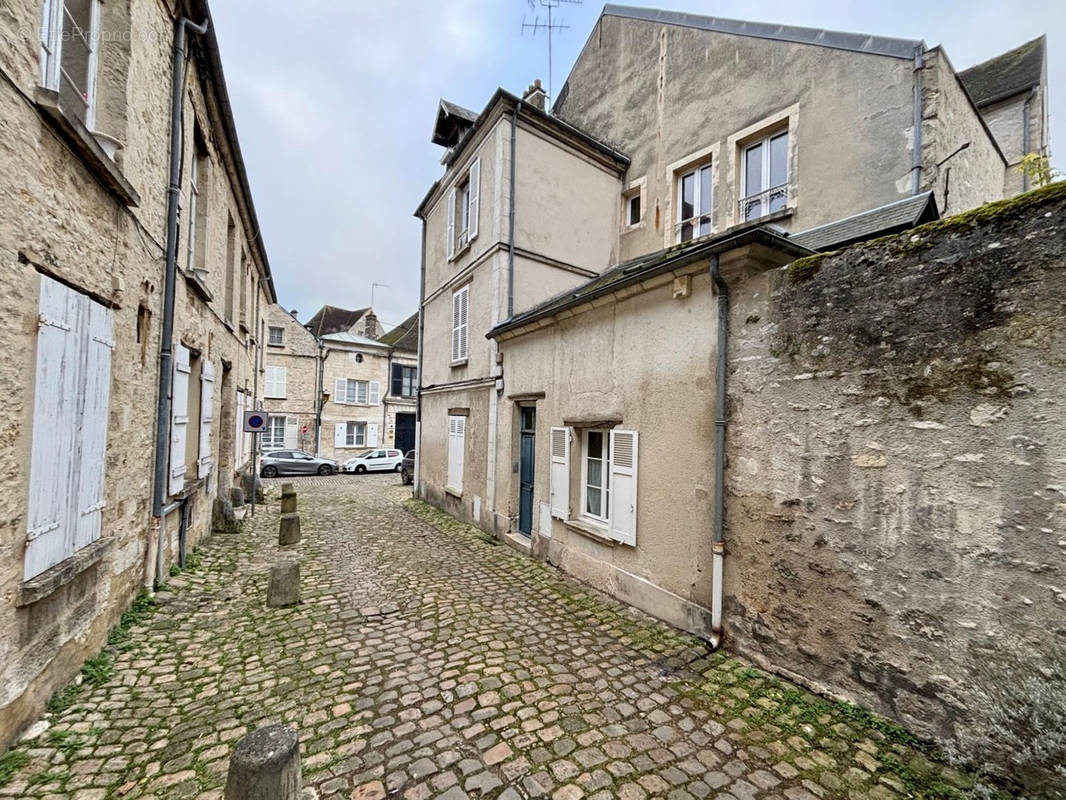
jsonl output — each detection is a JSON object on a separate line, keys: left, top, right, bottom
{"left": 262, "top": 415, "right": 287, "bottom": 450}
{"left": 345, "top": 421, "right": 367, "bottom": 448}
{"left": 739, "top": 129, "right": 790, "bottom": 222}
{"left": 580, "top": 429, "right": 611, "bottom": 526}
{"left": 391, "top": 363, "right": 417, "bottom": 398}
{"left": 268, "top": 326, "right": 284, "bottom": 346}
{"left": 675, "top": 162, "right": 713, "bottom": 244}
{"left": 41, "top": 0, "right": 103, "bottom": 130}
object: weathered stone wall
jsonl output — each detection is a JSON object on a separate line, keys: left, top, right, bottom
{"left": 725, "top": 184, "right": 1066, "bottom": 751}
{"left": 263, "top": 304, "right": 320, "bottom": 452}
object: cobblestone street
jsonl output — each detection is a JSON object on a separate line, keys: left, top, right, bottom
{"left": 1, "top": 476, "right": 992, "bottom": 800}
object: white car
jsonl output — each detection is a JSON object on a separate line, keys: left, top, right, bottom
{"left": 343, "top": 449, "right": 404, "bottom": 474}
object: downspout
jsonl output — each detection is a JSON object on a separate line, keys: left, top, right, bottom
{"left": 911, "top": 44, "right": 924, "bottom": 195}
{"left": 314, "top": 339, "right": 324, "bottom": 455}
{"left": 708, "top": 254, "right": 728, "bottom": 650}
{"left": 414, "top": 217, "right": 427, "bottom": 492}
{"left": 507, "top": 103, "right": 518, "bottom": 319}
{"left": 150, "top": 15, "right": 208, "bottom": 586}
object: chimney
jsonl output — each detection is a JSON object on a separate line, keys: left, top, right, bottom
{"left": 522, "top": 79, "right": 547, "bottom": 111}
{"left": 289, "top": 309, "right": 299, "bottom": 320}
{"left": 364, "top": 310, "right": 378, "bottom": 338}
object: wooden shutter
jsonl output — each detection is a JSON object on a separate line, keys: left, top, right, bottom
{"left": 468, "top": 158, "right": 480, "bottom": 241}
{"left": 452, "top": 285, "right": 469, "bottom": 362}
{"left": 451, "top": 290, "right": 461, "bottom": 362}
{"left": 369, "top": 381, "right": 381, "bottom": 406}
{"left": 368, "top": 422, "right": 379, "bottom": 447}
{"left": 197, "top": 360, "right": 215, "bottom": 478}
{"left": 334, "top": 422, "right": 346, "bottom": 448}
{"left": 391, "top": 363, "right": 402, "bottom": 396}
{"left": 608, "top": 430, "right": 638, "bottom": 545}
{"left": 284, "top": 415, "right": 298, "bottom": 449}
{"left": 234, "top": 391, "right": 244, "bottom": 467}
{"left": 446, "top": 187, "right": 456, "bottom": 261}
{"left": 169, "top": 345, "right": 191, "bottom": 495}
{"left": 334, "top": 377, "right": 347, "bottom": 404}
{"left": 74, "top": 299, "right": 114, "bottom": 552}
{"left": 277, "top": 367, "right": 287, "bottom": 398}
{"left": 25, "top": 277, "right": 82, "bottom": 579}
{"left": 447, "top": 416, "right": 465, "bottom": 493}
{"left": 549, "top": 427, "right": 570, "bottom": 520}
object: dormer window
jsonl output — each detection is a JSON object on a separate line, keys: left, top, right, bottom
{"left": 446, "top": 158, "right": 480, "bottom": 260}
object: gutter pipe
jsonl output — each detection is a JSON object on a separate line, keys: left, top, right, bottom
{"left": 414, "top": 217, "right": 427, "bottom": 492}
{"left": 507, "top": 102, "right": 518, "bottom": 319}
{"left": 912, "top": 44, "right": 924, "bottom": 195}
{"left": 709, "top": 254, "right": 729, "bottom": 649}
{"left": 151, "top": 15, "right": 208, "bottom": 585}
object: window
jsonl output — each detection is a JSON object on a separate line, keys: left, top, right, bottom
{"left": 627, "top": 194, "right": 641, "bottom": 226}
{"left": 334, "top": 378, "right": 380, "bottom": 406}
{"left": 239, "top": 252, "right": 249, "bottom": 327}
{"left": 264, "top": 366, "right": 287, "bottom": 399}
{"left": 224, "top": 215, "right": 236, "bottom": 323}
{"left": 25, "top": 275, "right": 113, "bottom": 580}
{"left": 447, "top": 415, "right": 465, "bottom": 493}
{"left": 451, "top": 285, "right": 469, "bottom": 363}
{"left": 262, "top": 416, "right": 287, "bottom": 450}
{"left": 676, "top": 162, "right": 712, "bottom": 242}
{"left": 582, "top": 430, "right": 611, "bottom": 523}
{"left": 741, "top": 131, "right": 789, "bottom": 221}
{"left": 391, "top": 364, "right": 417, "bottom": 398}
{"left": 268, "top": 326, "right": 284, "bottom": 346}
{"left": 40, "top": 0, "right": 102, "bottom": 129}
{"left": 346, "top": 422, "right": 366, "bottom": 447}
{"left": 187, "top": 126, "right": 209, "bottom": 273}
{"left": 446, "top": 158, "right": 480, "bottom": 260}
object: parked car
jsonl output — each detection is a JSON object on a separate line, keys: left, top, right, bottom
{"left": 260, "top": 450, "right": 338, "bottom": 478}
{"left": 343, "top": 449, "right": 404, "bottom": 474}
{"left": 401, "top": 450, "right": 415, "bottom": 485}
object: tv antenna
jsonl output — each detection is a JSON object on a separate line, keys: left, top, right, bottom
{"left": 371, "top": 282, "right": 390, "bottom": 308}
{"left": 522, "top": 0, "right": 583, "bottom": 108}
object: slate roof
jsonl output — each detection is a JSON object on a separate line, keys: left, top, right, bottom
{"left": 304, "top": 305, "right": 370, "bottom": 338}
{"left": 790, "top": 192, "right": 940, "bottom": 252}
{"left": 958, "top": 36, "right": 1046, "bottom": 107}
{"left": 489, "top": 226, "right": 811, "bottom": 339}
{"left": 432, "top": 99, "right": 480, "bottom": 147}
{"left": 378, "top": 313, "right": 419, "bottom": 353}
{"left": 602, "top": 4, "right": 924, "bottom": 59}
{"left": 320, "top": 331, "right": 389, "bottom": 349}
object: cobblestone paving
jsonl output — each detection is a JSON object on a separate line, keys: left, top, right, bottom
{"left": 1, "top": 475, "right": 999, "bottom": 799}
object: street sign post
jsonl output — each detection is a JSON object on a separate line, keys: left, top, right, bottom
{"left": 243, "top": 411, "right": 266, "bottom": 517}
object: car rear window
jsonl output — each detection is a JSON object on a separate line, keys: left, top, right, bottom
{"left": 388, "top": 450, "right": 400, "bottom": 457}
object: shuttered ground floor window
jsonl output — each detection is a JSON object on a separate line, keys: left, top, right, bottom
{"left": 25, "top": 276, "right": 114, "bottom": 580}
{"left": 447, "top": 415, "right": 465, "bottom": 493}
{"left": 334, "top": 421, "right": 377, "bottom": 448}
{"left": 263, "top": 415, "right": 297, "bottom": 451}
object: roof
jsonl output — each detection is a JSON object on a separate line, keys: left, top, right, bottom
{"left": 320, "top": 331, "right": 389, "bottom": 349}
{"left": 378, "top": 313, "right": 419, "bottom": 353}
{"left": 188, "top": 0, "right": 276, "bottom": 302}
{"left": 791, "top": 192, "right": 940, "bottom": 252}
{"left": 432, "top": 100, "right": 479, "bottom": 148}
{"left": 304, "top": 305, "right": 370, "bottom": 338}
{"left": 958, "top": 36, "right": 1046, "bottom": 107}
{"left": 602, "top": 4, "right": 924, "bottom": 60}
{"left": 489, "top": 226, "right": 812, "bottom": 339}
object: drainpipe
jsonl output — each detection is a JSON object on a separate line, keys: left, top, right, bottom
{"left": 150, "top": 15, "right": 208, "bottom": 586}
{"left": 708, "top": 254, "right": 729, "bottom": 650}
{"left": 414, "top": 217, "right": 427, "bottom": 491}
{"left": 911, "top": 44, "right": 924, "bottom": 195}
{"left": 507, "top": 103, "right": 518, "bottom": 319}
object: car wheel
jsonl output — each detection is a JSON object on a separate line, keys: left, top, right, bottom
{"left": 317, "top": 465, "right": 333, "bottom": 476}
{"left": 395, "top": 463, "right": 403, "bottom": 472}
{"left": 355, "top": 465, "right": 367, "bottom": 474}
{"left": 262, "top": 465, "right": 278, "bottom": 478}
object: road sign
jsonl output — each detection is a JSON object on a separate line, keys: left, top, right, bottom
{"left": 243, "top": 411, "right": 267, "bottom": 432}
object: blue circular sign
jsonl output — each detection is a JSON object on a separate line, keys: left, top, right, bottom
{"left": 246, "top": 413, "right": 266, "bottom": 430}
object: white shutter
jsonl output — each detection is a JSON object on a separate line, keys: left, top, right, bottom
{"left": 608, "top": 430, "right": 638, "bottom": 545}
{"left": 74, "top": 299, "right": 113, "bottom": 552}
{"left": 549, "top": 427, "right": 570, "bottom": 520}
{"left": 368, "top": 422, "right": 379, "bottom": 447}
{"left": 169, "top": 345, "right": 191, "bottom": 495}
{"left": 334, "top": 377, "right": 346, "bottom": 404}
{"left": 234, "top": 391, "right": 245, "bottom": 468}
{"left": 451, "top": 290, "right": 461, "bottom": 362}
{"left": 284, "top": 415, "right": 298, "bottom": 449}
{"left": 369, "top": 381, "right": 381, "bottom": 406}
{"left": 25, "top": 277, "right": 82, "bottom": 579}
{"left": 447, "top": 416, "right": 465, "bottom": 493}
{"left": 468, "top": 158, "right": 480, "bottom": 241}
{"left": 452, "top": 285, "right": 469, "bottom": 363}
{"left": 446, "top": 187, "right": 456, "bottom": 261}
{"left": 334, "top": 422, "right": 346, "bottom": 448}
{"left": 265, "top": 366, "right": 286, "bottom": 398}
{"left": 197, "top": 360, "right": 215, "bottom": 479}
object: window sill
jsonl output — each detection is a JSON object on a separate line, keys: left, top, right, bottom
{"left": 182, "top": 268, "right": 214, "bottom": 303}
{"left": 18, "top": 538, "right": 112, "bottom": 608}
{"left": 445, "top": 486, "right": 463, "bottom": 499}
{"left": 735, "top": 205, "right": 795, "bottom": 228}
{"left": 564, "top": 518, "right": 616, "bottom": 546}
{"left": 33, "top": 87, "right": 140, "bottom": 208}
{"left": 450, "top": 241, "right": 472, "bottom": 263}
{"left": 450, "top": 359, "right": 468, "bottom": 369}
{"left": 267, "top": 342, "right": 284, "bottom": 348}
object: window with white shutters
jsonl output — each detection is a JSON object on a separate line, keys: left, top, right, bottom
{"left": 607, "top": 430, "right": 639, "bottom": 545}
{"left": 334, "top": 378, "right": 378, "bottom": 406}
{"left": 451, "top": 285, "right": 469, "bottom": 364}
{"left": 265, "top": 365, "right": 287, "bottom": 398}
{"left": 447, "top": 157, "right": 480, "bottom": 261}
{"left": 26, "top": 277, "right": 114, "bottom": 580}
{"left": 197, "top": 361, "right": 215, "bottom": 479}
{"left": 170, "top": 345, "right": 191, "bottom": 495}
{"left": 549, "top": 427, "right": 571, "bottom": 520}
{"left": 447, "top": 415, "right": 465, "bottom": 493}
{"left": 263, "top": 416, "right": 287, "bottom": 450}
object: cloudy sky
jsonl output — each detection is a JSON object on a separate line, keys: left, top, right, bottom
{"left": 209, "top": 1, "right": 1063, "bottom": 331}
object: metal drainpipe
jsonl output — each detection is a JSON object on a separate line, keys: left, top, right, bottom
{"left": 414, "top": 218, "right": 427, "bottom": 492}
{"left": 315, "top": 339, "right": 324, "bottom": 455}
{"left": 708, "top": 254, "right": 729, "bottom": 649}
{"left": 507, "top": 103, "right": 518, "bottom": 319}
{"left": 912, "top": 44, "right": 924, "bottom": 196}
{"left": 151, "top": 15, "right": 208, "bottom": 587}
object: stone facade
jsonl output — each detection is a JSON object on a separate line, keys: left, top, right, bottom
{"left": 0, "top": 0, "right": 274, "bottom": 749}
{"left": 262, "top": 305, "right": 320, "bottom": 454}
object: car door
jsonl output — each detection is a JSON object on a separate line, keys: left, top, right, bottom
{"left": 294, "top": 452, "right": 317, "bottom": 474}
{"left": 270, "top": 451, "right": 292, "bottom": 475}
{"left": 367, "top": 450, "right": 386, "bottom": 471}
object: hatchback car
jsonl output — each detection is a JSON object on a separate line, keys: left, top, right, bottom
{"left": 342, "top": 449, "right": 404, "bottom": 474}
{"left": 400, "top": 450, "right": 415, "bottom": 485}
{"left": 260, "top": 450, "right": 338, "bottom": 477}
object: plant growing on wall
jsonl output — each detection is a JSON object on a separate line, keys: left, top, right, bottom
{"left": 1018, "top": 153, "right": 1059, "bottom": 189}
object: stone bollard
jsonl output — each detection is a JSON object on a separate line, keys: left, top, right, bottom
{"left": 280, "top": 486, "right": 297, "bottom": 514}
{"left": 278, "top": 513, "right": 301, "bottom": 546}
{"left": 224, "top": 724, "right": 301, "bottom": 800}
{"left": 266, "top": 559, "right": 301, "bottom": 608}
{"left": 230, "top": 486, "right": 246, "bottom": 509}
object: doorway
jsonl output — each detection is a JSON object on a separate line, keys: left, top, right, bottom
{"left": 518, "top": 406, "right": 536, "bottom": 537}
{"left": 395, "top": 412, "right": 416, "bottom": 453}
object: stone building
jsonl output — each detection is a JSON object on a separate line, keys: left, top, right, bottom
{"left": 0, "top": 0, "right": 275, "bottom": 749}
{"left": 262, "top": 305, "right": 321, "bottom": 454}
{"left": 305, "top": 304, "right": 385, "bottom": 340}
{"left": 378, "top": 313, "right": 420, "bottom": 454}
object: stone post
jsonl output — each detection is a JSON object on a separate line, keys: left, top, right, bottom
{"left": 224, "top": 724, "right": 301, "bottom": 800}
{"left": 278, "top": 513, "right": 301, "bottom": 546}
{"left": 267, "top": 559, "right": 300, "bottom": 608}
{"left": 280, "top": 485, "right": 297, "bottom": 514}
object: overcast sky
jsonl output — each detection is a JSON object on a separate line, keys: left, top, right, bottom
{"left": 209, "top": 1, "right": 1063, "bottom": 331}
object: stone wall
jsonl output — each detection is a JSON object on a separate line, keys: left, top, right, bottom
{"left": 725, "top": 183, "right": 1066, "bottom": 752}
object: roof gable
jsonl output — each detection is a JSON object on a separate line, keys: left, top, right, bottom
{"left": 378, "top": 313, "right": 419, "bottom": 352}
{"left": 304, "top": 305, "right": 370, "bottom": 338}
{"left": 958, "top": 36, "right": 1045, "bottom": 107}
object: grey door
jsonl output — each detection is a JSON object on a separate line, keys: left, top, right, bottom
{"left": 395, "top": 413, "right": 416, "bottom": 453}
{"left": 519, "top": 407, "right": 535, "bottom": 536}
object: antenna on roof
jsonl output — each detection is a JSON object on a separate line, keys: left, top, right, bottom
{"left": 371, "top": 282, "right": 390, "bottom": 308}
{"left": 521, "top": 0, "right": 582, "bottom": 110}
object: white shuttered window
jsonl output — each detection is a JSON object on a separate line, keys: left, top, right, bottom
{"left": 25, "top": 276, "right": 114, "bottom": 580}
{"left": 447, "top": 415, "right": 465, "bottom": 494}
{"left": 264, "top": 365, "right": 287, "bottom": 398}
{"left": 607, "top": 430, "right": 638, "bottom": 545}
{"left": 451, "top": 285, "right": 469, "bottom": 363}
{"left": 333, "top": 378, "right": 379, "bottom": 406}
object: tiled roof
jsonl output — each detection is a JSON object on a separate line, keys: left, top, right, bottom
{"left": 378, "top": 313, "right": 419, "bottom": 353}
{"left": 602, "top": 5, "right": 924, "bottom": 59}
{"left": 304, "top": 305, "right": 370, "bottom": 338}
{"left": 791, "top": 193, "right": 939, "bottom": 252}
{"left": 958, "top": 36, "right": 1045, "bottom": 107}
